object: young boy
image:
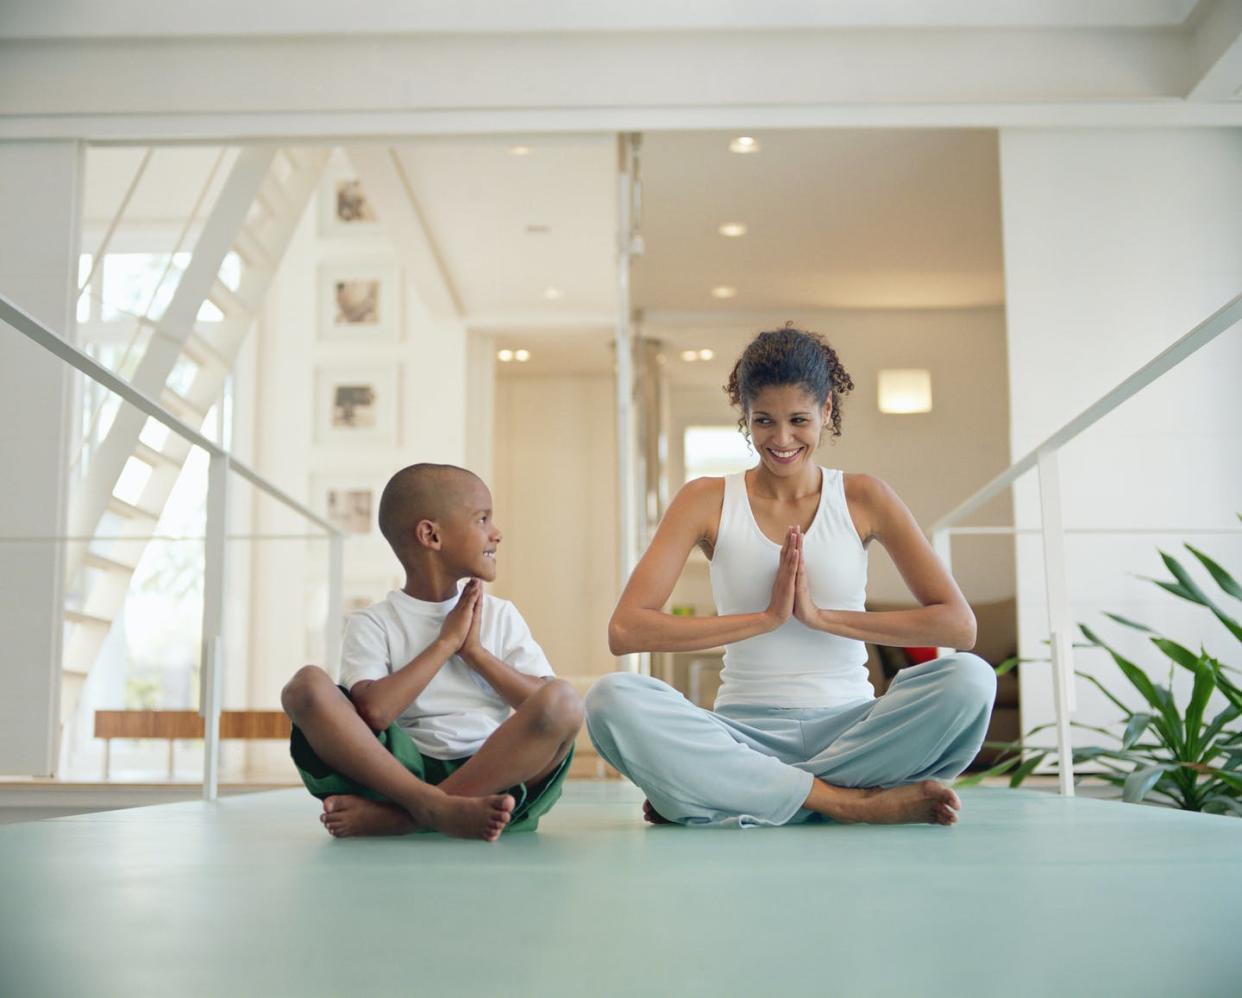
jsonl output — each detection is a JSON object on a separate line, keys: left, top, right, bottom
{"left": 282, "top": 463, "right": 582, "bottom": 841}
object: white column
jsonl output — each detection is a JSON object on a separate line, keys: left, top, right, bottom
{"left": 614, "top": 134, "right": 640, "bottom": 672}
{"left": 0, "top": 141, "right": 83, "bottom": 776}
{"left": 201, "top": 451, "right": 231, "bottom": 800}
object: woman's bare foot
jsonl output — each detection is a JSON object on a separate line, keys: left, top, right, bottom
{"left": 321, "top": 795, "right": 416, "bottom": 838}
{"left": 417, "top": 791, "right": 515, "bottom": 841}
{"left": 642, "top": 799, "right": 672, "bottom": 825}
{"left": 837, "top": 781, "right": 961, "bottom": 826}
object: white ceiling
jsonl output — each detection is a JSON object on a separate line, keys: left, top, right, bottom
{"left": 633, "top": 129, "right": 1004, "bottom": 313}
{"left": 392, "top": 137, "right": 618, "bottom": 322}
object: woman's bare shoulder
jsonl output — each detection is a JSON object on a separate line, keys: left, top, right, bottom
{"left": 843, "top": 471, "right": 895, "bottom": 505}
{"left": 667, "top": 476, "right": 725, "bottom": 521}
{"left": 842, "top": 472, "right": 901, "bottom": 543}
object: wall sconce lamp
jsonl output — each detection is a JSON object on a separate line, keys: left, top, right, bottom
{"left": 878, "top": 369, "right": 932, "bottom": 414}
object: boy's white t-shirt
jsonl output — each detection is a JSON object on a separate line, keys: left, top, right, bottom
{"left": 339, "top": 587, "right": 555, "bottom": 759}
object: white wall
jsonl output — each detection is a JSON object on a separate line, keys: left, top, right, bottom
{"left": 491, "top": 373, "right": 619, "bottom": 680}
{"left": 0, "top": 141, "right": 82, "bottom": 776}
{"left": 999, "top": 128, "right": 1242, "bottom": 743}
{"left": 244, "top": 155, "right": 473, "bottom": 776}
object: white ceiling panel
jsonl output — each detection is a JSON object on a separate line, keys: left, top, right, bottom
{"left": 392, "top": 136, "right": 617, "bottom": 320}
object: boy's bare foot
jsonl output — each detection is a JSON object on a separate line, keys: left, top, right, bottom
{"left": 418, "top": 791, "right": 515, "bottom": 842}
{"left": 642, "top": 799, "right": 672, "bottom": 825}
{"left": 837, "top": 781, "right": 961, "bottom": 826}
{"left": 321, "top": 795, "right": 417, "bottom": 838}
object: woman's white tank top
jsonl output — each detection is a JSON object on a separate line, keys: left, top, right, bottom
{"left": 709, "top": 467, "right": 874, "bottom": 709}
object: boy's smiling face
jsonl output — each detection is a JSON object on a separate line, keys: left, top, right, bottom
{"left": 436, "top": 477, "right": 502, "bottom": 582}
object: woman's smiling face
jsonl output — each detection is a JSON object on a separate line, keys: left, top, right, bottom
{"left": 746, "top": 384, "right": 830, "bottom": 476}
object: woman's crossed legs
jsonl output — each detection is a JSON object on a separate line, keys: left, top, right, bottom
{"left": 585, "top": 654, "right": 996, "bottom": 827}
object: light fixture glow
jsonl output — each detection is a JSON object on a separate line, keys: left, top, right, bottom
{"left": 508, "top": 145, "right": 532, "bottom": 156}
{"left": 718, "top": 223, "right": 747, "bottom": 238}
{"left": 681, "top": 350, "right": 699, "bottom": 362}
{"left": 514, "top": 349, "right": 531, "bottom": 362}
{"left": 729, "top": 136, "right": 760, "bottom": 154}
{"left": 711, "top": 286, "right": 737, "bottom": 299}
{"left": 878, "top": 369, "right": 933, "bottom": 414}
{"left": 497, "top": 349, "right": 514, "bottom": 362}
{"left": 698, "top": 349, "right": 714, "bottom": 361}
{"left": 543, "top": 287, "right": 564, "bottom": 301}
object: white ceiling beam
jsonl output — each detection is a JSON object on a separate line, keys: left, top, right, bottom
{"left": 0, "top": 1, "right": 1203, "bottom": 40}
{"left": 0, "top": 29, "right": 1193, "bottom": 117}
{"left": 344, "top": 146, "right": 462, "bottom": 322}
{"left": 5, "top": 101, "right": 1240, "bottom": 144}
{"left": 1185, "top": 0, "right": 1242, "bottom": 99}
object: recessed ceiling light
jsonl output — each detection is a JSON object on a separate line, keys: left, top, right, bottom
{"left": 508, "top": 145, "right": 533, "bottom": 156}
{"left": 514, "top": 349, "right": 531, "bottom": 362}
{"left": 718, "top": 223, "right": 747, "bottom": 238}
{"left": 698, "top": 349, "right": 714, "bottom": 361}
{"left": 544, "top": 287, "right": 564, "bottom": 301}
{"left": 681, "top": 350, "right": 699, "bottom": 362}
{"left": 497, "top": 349, "right": 514, "bottom": 362}
{"left": 729, "top": 136, "right": 760, "bottom": 154}
{"left": 711, "top": 286, "right": 737, "bottom": 299}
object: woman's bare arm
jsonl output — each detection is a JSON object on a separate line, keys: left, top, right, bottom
{"left": 608, "top": 477, "right": 797, "bottom": 655}
{"left": 793, "top": 474, "right": 976, "bottom": 649}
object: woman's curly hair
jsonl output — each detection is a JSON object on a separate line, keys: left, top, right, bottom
{"left": 724, "top": 323, "right": 854, "bottom": 442}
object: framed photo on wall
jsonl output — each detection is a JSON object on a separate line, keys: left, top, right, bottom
{"left": 318, "top": 264, "right": 400, "bottom": 342}
{"left": 311, "top": 477, "right": 377, "bottom": 536}
{"left": 318, "top": 161, "right": 384, "bottom": 236}
{"left": 314, "top": 366, "right": 400, "bottom": 444}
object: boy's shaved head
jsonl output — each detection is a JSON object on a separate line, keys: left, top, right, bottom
{"left": 378, "top": 463, "right": 483, "bottom": 554}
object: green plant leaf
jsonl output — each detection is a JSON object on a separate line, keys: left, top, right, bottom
{"left": 1122, "top": 713, "right": 1154, "bottom": 750}
{"left": 1200, "top": 703, "right": 1242, "bottom": 749}
{"left": 1081, "top": 624, "right": 1182, "bottom": 747}
{"left": 1184, "top": 655, "right": 1217, "bottom": 759}
{"left": 1123, "top": 764, "right": 1172, "bottom": 803}
{"left": 1151, "top": 637, "right": 1200, "bottom": 671}
{"left": 994, "top": 656, "right": 1019, "bottom": 677}
{"left": 1074, "top": 669, "right": 1134, "bottom": 718}
{"left": 1146, "top": 577, "right": 1197, "bottom": 603}
{"left": 1102, "top": 612, "right": 1155, "bottom": 632}
{"left": 1201, "top": 795, "right": 1242, "bottom": 818}
{"left": 1186, "top": 545, "right": 1242, "bottom": 602}
{"left": 1009, "top": 753, "right": 1048, "bottom": 788}
{"left": 1160, "top": 551, "right": 1212, "bottom": 605}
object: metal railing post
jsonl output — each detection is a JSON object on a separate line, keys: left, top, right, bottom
{"left": 325, "top": 532, "right": 344, "bottom": 677}
{"left": 201, "top": 451, "right": 230, "bottom": 801}
{"left": 1037, "top": 450, "right": 1076, "bottom": 797}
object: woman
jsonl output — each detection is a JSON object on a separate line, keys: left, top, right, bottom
{"left": 585, "top": 325, "right": 995, "bottom": 827}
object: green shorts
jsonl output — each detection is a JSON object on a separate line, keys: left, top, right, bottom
{"left": 289, "top": 690, "right": 572, "bottom": 834}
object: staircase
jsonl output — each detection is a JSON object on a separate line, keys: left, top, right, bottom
{"left": 60, "top": 146, "right": 329, "bottom": 735}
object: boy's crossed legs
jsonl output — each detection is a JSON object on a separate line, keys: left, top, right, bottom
{"left": 282, "top": 666, "right": 582, "bottom": 842}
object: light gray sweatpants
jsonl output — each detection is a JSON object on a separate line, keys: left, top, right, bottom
{"left": 585, "top": 653, "right": 996, "bottom": 827}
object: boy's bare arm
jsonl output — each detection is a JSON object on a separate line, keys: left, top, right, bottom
{"left": 459, "top": 592, "right": 546, "bottom": 709}
{"left": 349, "top": 581, "right": 482, "bottom": 731}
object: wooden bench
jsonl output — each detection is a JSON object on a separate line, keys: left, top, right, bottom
{"left": 94, "top": 710, "right": 290, "bottom": 780}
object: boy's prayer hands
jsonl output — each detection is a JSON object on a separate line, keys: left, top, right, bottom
{"left": 461, "top": 581, "right": 484, "bottom": 662}
{"left": 439, "top": 578, "right": 482, "bottom": 653}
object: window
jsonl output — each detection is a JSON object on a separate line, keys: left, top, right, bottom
{"left": 683, "top": 425, "right": 753, "bottom": 483}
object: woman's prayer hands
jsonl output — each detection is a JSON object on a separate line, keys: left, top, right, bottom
{"left": 792, "top": 531, "right": 821, "bottom": 628}
{"left": 764, "top": 525, "right": 822, "bottom": 630}
{"left": 765, "top": 525, "right": 801, "bottom": 629}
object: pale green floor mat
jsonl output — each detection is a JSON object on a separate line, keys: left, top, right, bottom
{"left": 1, "top": 780, "right": 1239, "bottom": 997}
